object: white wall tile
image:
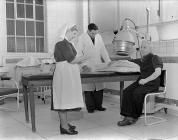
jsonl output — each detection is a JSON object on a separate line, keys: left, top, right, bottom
{"left": 174, "top": 40, "right": 178, "bottom": 54}
{"left": 46, "top": 0, "right": 84, "bottom": 54}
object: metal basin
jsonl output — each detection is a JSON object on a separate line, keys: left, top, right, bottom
{"left": 112, "top": 40, "right": 135, "bottom": 56}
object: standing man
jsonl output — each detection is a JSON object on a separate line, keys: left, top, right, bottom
{"left": 76, "top": 23, "right": 111, "bottom": 113}
{"left": 117, "top": 40, "right": 163, "bottom": 126}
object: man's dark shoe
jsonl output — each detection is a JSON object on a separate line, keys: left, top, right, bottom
{"left": 117, "top": 117, "right": 138, "bottom": 126}
{"left": 117, "top": 119, "right": 132, "bottom": 126}
{"left": 95, "top": 107, "right": 106, "bottom": 111}
{"left": 88, "top": 109, "right": 94, "bottom": 113}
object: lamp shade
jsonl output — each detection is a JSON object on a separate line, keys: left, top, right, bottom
{"left": 116, "top": 30, "right": 136, "bottom": 43}
{"left": 112, "top": 18, "right": 138, "bottom": 56}
{"left": 113, "top": 30, "right": 136, "bottom": 56}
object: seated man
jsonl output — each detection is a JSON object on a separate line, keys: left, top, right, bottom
{"left": 117, "top": 40, "right": 163, "bottom": 126}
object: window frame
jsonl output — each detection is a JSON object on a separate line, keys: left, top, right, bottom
{"left": 6, "top": 0, "right": 47, "bottom": 55}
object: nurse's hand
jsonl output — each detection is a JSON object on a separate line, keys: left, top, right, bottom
{"left": 50, "top": 64, "right": 56, "bottom": 73}
{"left": 71, "top": 55, "right": 88, "bottom": 64}
{"left": 81, "top": 65, "right": 92, "bottom": 72}
{"left": 77, "top": 55, "right": 90, "bottom": 64}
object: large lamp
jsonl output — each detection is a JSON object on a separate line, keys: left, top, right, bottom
{"left": 112, "top": 18, "right": 139, "bottom": 56}
{"left": 113, "top": 8, "right": 152, "bottom": 57}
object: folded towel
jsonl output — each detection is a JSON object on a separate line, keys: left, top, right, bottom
{"left": 16, "top": 57, "right": 41, "bottom": 67}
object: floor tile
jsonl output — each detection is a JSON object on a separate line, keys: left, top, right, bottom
{"left": 165, "top": 136, "right": 178, "bottom": 140}
{"left": 83, "top": 109, "right": 120, "bottom": 126}
{"left": 69, "top": 118, "right": 102, "bottom": 132}
{"left": 115, "top": 117, "right": 178, "bottom": 140}
{"left": 0, "top": 94, "right": 178, "bottom": 140}
{"left": 48, "top": 125, "right": 138, "bottom": 140}
{"left": 0, "top": 122, "right": 44, "bottom": 140}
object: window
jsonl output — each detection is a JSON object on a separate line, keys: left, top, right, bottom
{"left": 6, "top": 0, "right": 45, "bottom": 53}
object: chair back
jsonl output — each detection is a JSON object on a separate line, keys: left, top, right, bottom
{"left": 159, "top": 70, "right": 166, "bottom": 88}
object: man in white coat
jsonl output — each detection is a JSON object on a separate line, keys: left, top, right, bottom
{"left": 76, "top": 23, "right": 111, "bottom": 113}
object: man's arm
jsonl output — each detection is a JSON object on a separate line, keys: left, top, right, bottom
{"left": 139, "top": 55, "right": 163, "bottom": 85}
{"left": 130, "top": 58, "right": 141, "bottom": 66}
{"left": 99, "top": 35, "right": 111, "bottom": 63}
{"left": 75, "top": 35, "right": 85, "bottom": 57}
{"left": 139, "top": 67, "right": 162, "bottom": 85}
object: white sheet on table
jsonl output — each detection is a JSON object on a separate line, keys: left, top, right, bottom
{"left": 96, "top": 60, "right": 140, "bottom": 73}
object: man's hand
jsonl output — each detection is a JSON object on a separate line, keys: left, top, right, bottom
{"left": 81, "top": 65, "right": 92, "bottom": 72}
{"left": 138, "top": 79, "right": 148, "bottom": 85}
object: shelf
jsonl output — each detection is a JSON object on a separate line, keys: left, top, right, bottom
{"left": 136, "top": 19, "right": 178, "bottom": 29}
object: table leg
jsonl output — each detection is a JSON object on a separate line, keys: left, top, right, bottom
{"left": 23, "top": 85, "right": 29, "bottom": 123}
{"left": 120, "top": 81, "right": 124, "bottom": 109}
{"left": 29, "top": 86, "right": 36, "bottom": 132}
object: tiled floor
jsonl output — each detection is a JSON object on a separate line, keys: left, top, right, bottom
{"left": 1, "top": 93, "right": 178, "bottom": 140}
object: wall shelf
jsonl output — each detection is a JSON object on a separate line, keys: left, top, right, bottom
{"left": 136, "top": 19, "right": 178, "bottom": 29}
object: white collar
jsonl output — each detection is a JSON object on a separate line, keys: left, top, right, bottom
{"left": 64, "top": 36, "right": 69, "bottom": 41}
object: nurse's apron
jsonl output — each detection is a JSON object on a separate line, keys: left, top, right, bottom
{"left": 52, "top": 61, "right": 84, "bottom": 110}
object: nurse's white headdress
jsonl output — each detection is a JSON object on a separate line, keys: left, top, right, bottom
{"left": 57, "top": 23, "right": 75, "bottom": 41}
{"left": 49, "top": 23, "right": 76, "bottom": 60}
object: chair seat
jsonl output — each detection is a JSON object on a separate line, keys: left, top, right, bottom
{"left": 148, "top": 89, "right": 165, "bottom": 94}
{"left": 156, "top": 90, "right": 164, "bottom": 93}
{"left": 0, "top": 88, "right": 18, "bottom": 96}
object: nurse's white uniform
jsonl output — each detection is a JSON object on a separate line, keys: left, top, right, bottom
{"left": 52, "top": 24, "right": 84, "bottom": 110}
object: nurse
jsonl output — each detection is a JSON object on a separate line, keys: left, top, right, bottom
{"left": 52, "top": 24, "right": 86, "bottom": 135}
{"left": 76, "top": 23, "right": 111, "bottom": 113}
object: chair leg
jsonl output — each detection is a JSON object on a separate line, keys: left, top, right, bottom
{"left": 16, "top": 92, "right": 20, "bottom": 111}
{"left": 164, "top": 108, "right": 167, "bottom": 114}
{"left": 144, "top": 95, "right": 147, "bottom": 124}
{"left": 143, "top": 94, "right": 167, "bottom": 125}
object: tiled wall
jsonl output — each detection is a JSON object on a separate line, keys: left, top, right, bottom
{"left": 105, "top": 39, "right": 178, "bottom": 58}
{"left": 152, "top": 39, "right": 178, "bottom": 57}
